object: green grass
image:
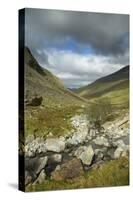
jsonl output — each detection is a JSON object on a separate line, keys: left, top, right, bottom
{"left": 25, "top": 105, "right": 84, "bottom": 138}
{"left": 26, "top": 157, "right": 129, "bottom": 192}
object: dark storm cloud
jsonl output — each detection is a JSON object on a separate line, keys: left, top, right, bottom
{"left": 25, "top": 8, "right": 129, "bottom": 55}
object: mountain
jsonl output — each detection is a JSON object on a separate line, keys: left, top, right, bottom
{"left": 75, "top": 65, "right": 129, "bottom": 106}
{"left": 25, "top": 47, "right": 86, "bottom": 107}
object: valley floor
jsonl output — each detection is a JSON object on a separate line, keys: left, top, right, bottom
{"left": 21, "top": 108, "right": 129, "bottom": 192}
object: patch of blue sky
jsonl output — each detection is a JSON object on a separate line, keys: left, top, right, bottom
{"left": 42, "top": 37, "right": 95, "bottom": 55}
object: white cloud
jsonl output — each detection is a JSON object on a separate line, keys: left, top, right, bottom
{"left": 37, "top": 48, "right": 128, "bottom": 88}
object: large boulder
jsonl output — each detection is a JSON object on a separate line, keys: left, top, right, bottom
{"left": 45, "top": 138, "right": 65, "bottom": 153}
{"left": 51, "top": 158, "right": 84, "bottom": 181}
{"left": 74, "top": 145, "right": 94, "bottom": 165}
{"left": 25, "top": 156, "right": 48, "bottom": 176}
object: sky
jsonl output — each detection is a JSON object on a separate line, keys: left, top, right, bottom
{"left": 25, "top": 8, "right": 129, "bottom": 88}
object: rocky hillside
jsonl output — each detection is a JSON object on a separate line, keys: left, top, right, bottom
{"left": 74, "top": 65, "right": 129, "bottom": 107}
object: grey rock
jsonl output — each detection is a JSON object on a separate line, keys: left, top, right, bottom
{"left": 25, "top": 156, "right": 48, "bottom": 175}
{"left": 113, "top": 139, "right": 127, "bottom": 148}
{"left": 114, "top": 147, "right": 124, "bottom": 159}
{"left": 45, "top": 138, "right": 65, "bottom": 152}
{"left": 32, "top": 170, "right": 46, "bottom": 185}
{"left": 74, "top": 145, "right": 94, "bottom": 165}
{"left": 54, "top": 165, "right": 61, "bottom": 172}
{"left": 113, "top": 143, "right": 129, "bottom": 159}
{"left": 74, "top": 146, "right": 87, "bottom": 157}
{"left": 66, "top": 115, "right": 88, "bottom": 145}
{"left": 35, "top": 157, "right": 48, "bottom": 174}
{"left": 25, "top": 150, "right": 35, "bottom": 158}
{"left": 93, "top": 136, "right": 110, "bottom": 147}
{"left": 37, "top": 143, "right": 47, "bottom": 154}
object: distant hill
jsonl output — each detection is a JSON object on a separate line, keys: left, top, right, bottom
{"left": 74, "top": 65, "right": 129, "bottom": 106}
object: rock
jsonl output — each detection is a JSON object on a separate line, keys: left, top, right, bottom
{"left": 25, "top": 156, "right": 48, "bottom": 175}
{"left": 113, "top": 139, "right": 126, "bottom": 148}
{"left": 25, "top": 137, "right": 47, "bottom": 156}
{"left": 66, "top": 129, "right": 88, "bottom": 146}
{"left": 54, "top": 165, "right": 61, "bottom": 172}
{"left": 32, "top": 170, "right": 46, "bottom": 185}
{"left": 93, "top": 136, "right": 110, "bottom": 147}
{"left": 28, "top": 96, "right": 43, "bottom": 106}
{"left": 114, "top": 147, "right": 124, "bottom": 159}
{"left": 66, "top": 115, "right": 88, "bottom": 146}
{"left": 37, "top": 143, "right": 47, "bottom": 154}
{"left": 51, "top": 158, "right": 84, "bottom": 181}
{"left": 74, "top": 145, "right": 94, "bottom": 165}
{"left": 74, "top": 146, "right": 87, "bottom": 157}
{"left": 35, "top": 157, "right": 48, "bottom": 174}
{"left": 114, "top": 144, "right": 129, "bottom": 159}
{"left": 50, "top": 154, "right": 62, "bottom": 163}
{"left": 45, "top": 138, "right": 65, "bottom": 152}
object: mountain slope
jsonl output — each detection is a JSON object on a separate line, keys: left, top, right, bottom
{"left": 25, "top": 47, "right": 87, "bottom": 106}
{"left": 24, "top": 47, "right": 87, "bottom": 137}
{"left": 75, "top": 65, "right": 129, "bottom": 106}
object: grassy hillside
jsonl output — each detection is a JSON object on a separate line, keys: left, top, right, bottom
{"left": 75, "top": 66, "right": 129, "bottom": 107}
{"left": 25, "top": 47, "right": 87, "bottom": 107}
{"left": 24, "top": 47, "right": 86, "bottom": 137}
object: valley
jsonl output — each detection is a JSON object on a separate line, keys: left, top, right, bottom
{"left": 20, "top": 47, "right": 129, "bottom": 191}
